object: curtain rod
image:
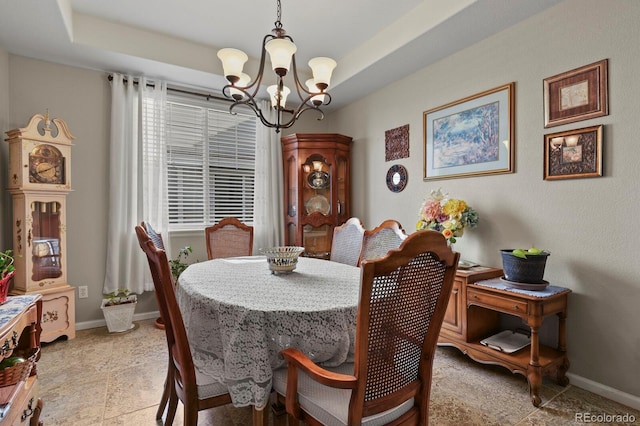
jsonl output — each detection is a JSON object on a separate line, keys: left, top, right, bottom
{"left": 107, "top": 74, "right": 230, "bottom": 103}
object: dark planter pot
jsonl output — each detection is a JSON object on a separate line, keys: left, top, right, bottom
{"left": 500, "top": 250, "right": 549, "bottom": 284}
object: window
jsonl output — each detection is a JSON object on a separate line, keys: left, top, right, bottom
{"left": 165, "top": 92, "right": 257, "bottom": 230}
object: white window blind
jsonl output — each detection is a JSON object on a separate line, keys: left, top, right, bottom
{"left": 166, "top": 92, "right": 256, "bottom": 230}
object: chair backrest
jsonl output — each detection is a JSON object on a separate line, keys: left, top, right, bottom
{"left": 141, "top": 221, "right": 165, "bottom": 251}
{"left": 204, "top": 217, "right": 254, "bottom": 259}
{"left": 358, "top": 219, "right": 408, "bottom": 265}
{"left": 135, "top": 225, "right": 199, "bottom": 405}
{"left": 330, "top": 217, "right": 365, "bottom": 266}
{"left": 352, "top": 230, "right": 459, "bottom": 424}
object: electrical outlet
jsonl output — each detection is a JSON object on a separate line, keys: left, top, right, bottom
{"left": 78, "top": 286, "right": 88, "bottom": 299}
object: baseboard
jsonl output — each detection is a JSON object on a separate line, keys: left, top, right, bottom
{"left": 566, "top": 372, "right": 640, "bottom": 411}
{"left": 75, "top": 310, "right": 160, "bottom": 331}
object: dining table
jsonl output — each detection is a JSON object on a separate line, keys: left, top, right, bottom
{"left": 176, "top": 255, "right": 361, "bottom": 425}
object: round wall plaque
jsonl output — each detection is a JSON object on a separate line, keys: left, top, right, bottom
{"left": 386, "top": 164, "right": 408, "bottom": 193}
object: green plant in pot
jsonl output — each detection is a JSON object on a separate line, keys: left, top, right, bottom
{"left": 169, "top": 245, "right": 193, "bottom": 281}
{"left": 500, "top": 247, "right": 550, "bottom": 284}
{"left": 101, "top": 288, "right": 137, "bottom": 333}
{"left": 0, "top": 250, "right": 16, "bottom": 304}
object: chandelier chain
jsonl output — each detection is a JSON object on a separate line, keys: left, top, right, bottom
{"left": 274, "top": 0, "right": 283, "bottom": 29}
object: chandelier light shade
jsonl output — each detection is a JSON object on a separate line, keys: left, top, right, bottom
{"left": 218, "top": 0, "right": 336, "bottom": 132}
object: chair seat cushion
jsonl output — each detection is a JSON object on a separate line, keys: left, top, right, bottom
{"left": 194, "top": 355, "right": 230, "bottom": 399}
{"left": 273, "top": 363, "right": 414, "bottom": 426}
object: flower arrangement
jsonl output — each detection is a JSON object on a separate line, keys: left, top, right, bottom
{"left": 416, "top": 188, "right": 479, "bottom": 244}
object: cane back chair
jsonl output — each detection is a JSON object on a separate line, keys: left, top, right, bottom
{"left": 358, "top": 219, "right": 408, "bottom": 265}
{"left": 274, "top": 230, "right": 459, "bottom": 425}
{"left": 330, "top": 217, "right": 365, "bottom": 266}
{"left": 204, "top": 217, "right": 254, "bottom": 259}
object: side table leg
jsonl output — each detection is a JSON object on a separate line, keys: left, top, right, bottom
{"left": 527, "top": 314, "right": 543, "bottom": 407}
{"left": 555, "top": 310, "right": 570, "bottom": 386}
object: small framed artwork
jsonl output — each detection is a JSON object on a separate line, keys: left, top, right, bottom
{"left": 423, "top": 82, "right": 514, "bottom": 180}
{"left": 385, "top": 124, "right": 409, "bottom": 161}
{"left": 543, "top": 59, "right": 608, "bottom": 128}
{"left": 386, "top": 164, "right": 408, "bottom": 192}
{"left": 544, "top": 125, "right": 603, "bottom": 180}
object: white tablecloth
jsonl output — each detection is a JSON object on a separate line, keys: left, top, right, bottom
{"left": 176, "top": 256, "right": 360, "bottom": 408}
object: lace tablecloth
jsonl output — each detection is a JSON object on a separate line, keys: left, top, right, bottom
{"left": 176, "top": 256, "right": 360, "bottom": 408}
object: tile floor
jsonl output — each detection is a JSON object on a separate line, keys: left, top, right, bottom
{"left": 37, "top": 319, "right": 639, "bottom": 425}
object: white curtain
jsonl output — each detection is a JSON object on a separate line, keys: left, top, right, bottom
{"left": 253, "top": 99, "right": 284, "bottom": 251}
{"left": 103, "top": 74, "right": 169, "bottom": 295}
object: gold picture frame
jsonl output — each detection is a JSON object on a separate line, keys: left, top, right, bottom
{"left": 423, "top": 83, "right": 515, "bottom": 180}
{"left": 544, "top": 125, "right": 603, "bottom": 180}
{"left": 544, "top": 59, "right": 608, "bottom": 128}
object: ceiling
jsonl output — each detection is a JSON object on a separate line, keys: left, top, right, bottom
{"left": 0, "top": 0, "right": 563, "bottom": 110}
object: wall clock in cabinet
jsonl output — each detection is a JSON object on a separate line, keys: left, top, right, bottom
{"left": 281, "top": 133, "right": 352, "bottom": 259}
{"left": 5, "top": 113, "right": 76, "bottom": 342}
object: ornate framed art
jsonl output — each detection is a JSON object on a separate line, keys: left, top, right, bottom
{"left": 544, "top": 125, "right": 603, "bottom": 180}
{"left": 385, "top": 124, "right": 409, "bottom": 161}
{"left": 386, "top": 164, "right": 408, "bottom": 192}
{"left": 423, "top": 82, "right": 514, "bottom": 180}
{"left": 543, "top": 59, "right": 608, "bottom": 128}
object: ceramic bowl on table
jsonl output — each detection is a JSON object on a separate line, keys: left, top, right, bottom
{"left": 260, "top": 246, "right": 305, "bottom": 274}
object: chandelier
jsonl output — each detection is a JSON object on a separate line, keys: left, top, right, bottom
{"left": 217, "top": 0, "right": 336, "bottom": 133}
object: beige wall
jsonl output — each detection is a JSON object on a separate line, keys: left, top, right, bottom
{"left": 3, "top": 57, "right": 159, "bottom": 323}
{"left": 1, "top": 0, "right": 638, "bottom": 406}
{"left": 327, "top": 0, "right": 639, "bottom": 402}
{"left": 0, "top": 48, "right": 10, "bottom": 245}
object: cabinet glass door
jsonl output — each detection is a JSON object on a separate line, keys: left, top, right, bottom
{"left": 30, "top": 201, "right": 63, "bottom": 281}
{"left": 302, "top": 224, "right": 332, "bottom": 258}
{"left": 336, "top": 155, "right": 347, "bottom": 217}
{"left": 302, "top": 155, "right": 331, "bottom": 217}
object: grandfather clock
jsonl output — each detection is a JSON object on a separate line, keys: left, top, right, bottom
{"left": 5, "top": 112, "right": 76, "bottom": 342}
{"left": 281, "top": 133, "right": 352, "bottom": 258}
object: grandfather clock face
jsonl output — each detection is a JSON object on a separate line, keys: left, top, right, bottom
{"left": 28, "top": 144, "right": 65, "bottom": 184}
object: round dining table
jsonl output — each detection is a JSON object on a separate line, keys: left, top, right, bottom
{"left": 176, "top": 255, "right": 361, "bottom": 412}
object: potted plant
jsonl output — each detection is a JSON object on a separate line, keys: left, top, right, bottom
{"left": 500, "top": 247, "right": 550, "bottom": 284}
{"left": 101, "top": 288, "right": 137, "bottom": 333}
{"left": 169, "top": 245, "right": 193, "bottom": 281}
{"left": 0, "top": 250, "right": 16, "bottom": 304}
{"left": 153, "top": 246, "right": 193, "bottom": 330}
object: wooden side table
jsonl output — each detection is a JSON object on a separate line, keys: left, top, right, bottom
{"left": 438, "top": 270, "right": 571, "bottom": 407}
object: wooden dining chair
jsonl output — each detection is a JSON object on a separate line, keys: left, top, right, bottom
{"left": 135, "top": 225, "right": 232, "bottom": 425}
{"left": 273, "top": 230, "right": 459, "bottom": 425}
{"left": 357, "top": 219, "right": 408, "bottom": 265}
{"left": 142, "top": 221, "right": 166, "bottom": 251}
{"left": 138, "top": 221, "right": 172, "bottom": 420}
{"left": 204, "top": 217, "right": 254, "bottom": 259}
{"left": 330, "top": 217, "right": 365, "bottom": 266}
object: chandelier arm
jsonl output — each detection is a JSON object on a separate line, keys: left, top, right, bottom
{"left": 279, "top": 102, "right": 325, "bottom": 129}
{"left": 236, "top": 34, "right": 274, "bottom": 99}
{"left": 228, "top": 96, "right": 276, "bottom": 130}
{"left": 289, "top": 54, "right": 313, "bottom": 103}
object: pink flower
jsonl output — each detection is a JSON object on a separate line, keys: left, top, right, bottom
{"left": 420, "top": 199, "right": 442, "bottom": 222}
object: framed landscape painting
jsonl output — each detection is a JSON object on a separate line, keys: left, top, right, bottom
{"left": 423, "top": 83, "right": 514, "bottom": 180}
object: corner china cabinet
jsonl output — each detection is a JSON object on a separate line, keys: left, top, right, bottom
{"left": 5, "top": 113, "right": 76, "bottom": 343}
{"left": 281, "top": 133, "right": 352, "bottom": 259}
